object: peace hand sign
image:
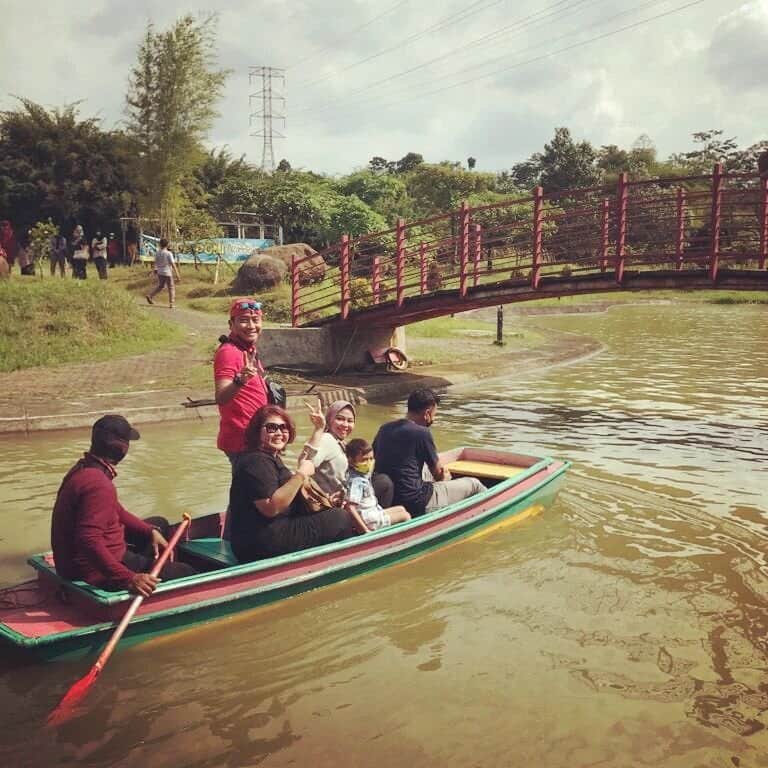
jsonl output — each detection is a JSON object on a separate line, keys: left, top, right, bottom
{"left": 238, "top": 350, "right": 259, "bottom": 383}
{"left": 305, "top": 397, "right": 325, "bottom": 431}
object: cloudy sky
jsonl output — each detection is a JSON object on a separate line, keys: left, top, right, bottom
{"left": 1, "top": 0, "right": 766, "bottom": 175}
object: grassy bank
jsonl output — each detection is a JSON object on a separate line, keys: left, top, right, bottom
{"left": 517, "top": 288, "right": 768, "bottom": 307}
{"left": 406, "top": 315, "right": 546, "bottom": 364}
{"left": 0, "top": 278, "right": 184, "bottom": 372}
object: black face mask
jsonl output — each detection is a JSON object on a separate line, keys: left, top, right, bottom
{"left": 92, "top": 438, "right": 129, "bottom": 464}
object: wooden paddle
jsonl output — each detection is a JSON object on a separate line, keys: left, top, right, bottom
{"left": 47, "top": 513, "right": 192, "bottom": 726}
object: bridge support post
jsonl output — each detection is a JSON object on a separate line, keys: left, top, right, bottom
{"left": 709, "top": 162, "right": 724, "bottom": 283}
{"left": 340, "top": 234, "right": 351, "bottom": 320}
{"left": 759, "top": 176, "right": 768, "bottom": 270}
{"left": 472, "top": 224, "right": 481, "bottom": 287}
{"left": 291, "top": 254, "right": 300, "bottom": 327}
{"left": 396, "top": 218, "right": 405, "bottom": 307}
{"left": 676, "top": 188, "right": 686, "bottom": 270}
{"left": 532, "top": 186, "right": 543, "bottom": 289}
{"left": 615, "top": 172, "right": 628, "bottom": 284}
{"left": 373, "top": 256, "right": 381, "bottom": 304}
{"left": 459, "top": 202, "right": 470, "bottom": 297}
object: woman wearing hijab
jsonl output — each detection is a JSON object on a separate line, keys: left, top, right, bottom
{"left": 300, "top": 399, "right": 395, "bottom": 508}
{"left": 300, "top": 399, "right": 356, "bottom": 504}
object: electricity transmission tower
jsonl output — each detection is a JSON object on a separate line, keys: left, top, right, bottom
{"left": 249, "top": 66, "right": 285, "bottom": 172}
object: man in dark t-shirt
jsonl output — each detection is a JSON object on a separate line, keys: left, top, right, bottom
{"left": 373, "top": 389, "right": 484, "bottom": 516}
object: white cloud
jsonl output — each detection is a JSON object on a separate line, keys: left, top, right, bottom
{"left": 0, "top": 0, "right": 758, "bottom": 175}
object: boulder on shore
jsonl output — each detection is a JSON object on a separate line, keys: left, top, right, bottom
{"left": 261, "top": 243, "right": 326, "bottom": 285}
{"left": 231, "top": 253, "right": 287, "bottom": 294}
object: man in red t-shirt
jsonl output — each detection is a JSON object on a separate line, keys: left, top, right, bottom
{"left": 213, "top": 298, "right": 269, "bottom": 462}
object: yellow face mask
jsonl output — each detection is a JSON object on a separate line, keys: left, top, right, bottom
{"left": 352, "top": 460, "right": 372, "bottom": 475}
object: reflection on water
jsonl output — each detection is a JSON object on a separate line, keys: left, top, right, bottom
{"left": 0, "top": 303, "right": 767, "bottom": 766}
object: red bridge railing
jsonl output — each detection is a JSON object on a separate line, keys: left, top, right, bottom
{"left": 291, "top": 165, "right": 768, "bottom": 327}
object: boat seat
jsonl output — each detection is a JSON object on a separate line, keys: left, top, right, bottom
{"left": 445, "top": 459, "right": 527, "bottom": 481}
{"left": 177, "top": 538, "right": 239, "bottom": 569}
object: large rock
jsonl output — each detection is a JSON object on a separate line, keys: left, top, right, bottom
{"left": 232, "top": 253, "right": 287, "bottom": 294}
{"left": 263, "top": 243, "right": 326, "bottom": 285}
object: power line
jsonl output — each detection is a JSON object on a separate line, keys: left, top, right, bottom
{"left": 292, "top": 0, "right": 603, "bottom": 116}
{"left": 287, "top": 0, "right": 412, "bottom": 71}
{"left": 290, "top": 0, "right": 706, "bottom": 127}
{"left": 294, "top": 0, "right": 508, "bottom": 88}
{"left": 400, "top": 0, "right": 710, "bottom": 104}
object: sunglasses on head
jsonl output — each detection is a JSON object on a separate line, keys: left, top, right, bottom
{"left": 237, "top": 301, "right": 262, "bottom": 311}
{"left": 264, "top": 422, "right": 289, "bottom": 434}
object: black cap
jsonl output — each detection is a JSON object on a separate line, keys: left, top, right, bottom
{"left": 92, "top": 414, "right": 140, "bottom": 442}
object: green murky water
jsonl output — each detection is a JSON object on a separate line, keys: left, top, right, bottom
{"left": 1, "top": 303, "right": 766, "bottom": 767}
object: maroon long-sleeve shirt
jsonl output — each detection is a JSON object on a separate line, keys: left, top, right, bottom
{"left": 51, "top": 454, "right": 154, "bottom": 588}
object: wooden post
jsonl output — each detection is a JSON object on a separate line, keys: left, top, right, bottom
{"left": 532, "top": 186, "right": 543, "bottom": 288}
{"left": 213, "top": 254, "right": 220, "bottom": 285}
{"left": 759, "top": 176, "right": 768, "bottom": 270}
{"left": 459, "top": 202, "right": 470, "bottom": 297}
{"left": 340, "top": 235, "right": 351, "bottom": 320}
{"left": 676, "top": 188, "right": 686, "bottom": 270}
{"left": 709, "top": 162, "right": 724, "bottom": 283}
{"left": 419, "top": 242, "right": 427, "bottom": 295}
{"left": 615, "top": 172, "right": 628, "bottom": 284}
{"left": 291, "top": 254, "right": 300, "bottom": 327}
{"left": 600, "top": 198, "right": 609, "bottom": 272}
{"left": 396, "top": 218, "right": 406, "bottom": 308}
{"left": 372, "top": 255, "right": 381, "bottom": 305}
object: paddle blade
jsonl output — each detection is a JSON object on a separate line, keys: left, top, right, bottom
{"left": 46, "top": 666, "right": 101, "bottom": 727}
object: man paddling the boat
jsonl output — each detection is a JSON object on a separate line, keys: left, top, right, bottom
{"left": 51, "top": 415, "right": 196, "bottom": 596}
{"left": 373, "top": 388, "right": 485, "bottom": 517}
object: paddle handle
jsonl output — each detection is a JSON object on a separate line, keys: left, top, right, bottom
{"left": 93, "top": 514, "right": 191, "bottom": 670}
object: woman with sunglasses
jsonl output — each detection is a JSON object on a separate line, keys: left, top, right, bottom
{"left": 228, "top": 405, "right": 359, "bottom": 562}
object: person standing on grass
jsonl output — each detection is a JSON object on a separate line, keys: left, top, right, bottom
{"left": 70, "top": 224, "right": 88, "bottom": 280}
{"left": 50, "top": 234, "right": 68, "bottom": 277}
{"left": 91, "top": 230, "right": 109, "bottom": 279}
{"left": 107, "top": 233, "right": 119, "bottom": 267}
{"left": 146, "top": 238, "right": 181, "bottom": 308}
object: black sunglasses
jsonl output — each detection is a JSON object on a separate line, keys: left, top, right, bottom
{"left": 264, "top": 422, "right": 289, "bottom": 434}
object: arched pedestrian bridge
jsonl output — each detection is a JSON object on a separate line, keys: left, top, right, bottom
{"left": 281, "top": 166, "right": 767, "bottom": 370}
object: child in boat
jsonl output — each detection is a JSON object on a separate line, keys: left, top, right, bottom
{"left": 345, "top": 439, "right": 411, "bottom": 531}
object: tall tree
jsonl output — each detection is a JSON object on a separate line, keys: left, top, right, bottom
{"left": 539, "top": 127, "right": 599, "bottom": 192}
{"left": 125, "top": 14, "right": 230, "bottom": 238}
{"left": 0, "top": 99, "right": 138, "bottom": 232}
{"left": 395, "top": 152, "right": 424, "bottom": 174}
{"left": 335, "top": 170, "right": 410, "bottom": 223}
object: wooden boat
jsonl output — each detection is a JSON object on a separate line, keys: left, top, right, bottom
{"left": 0, "top": 447, "right": 569, "bottom": 662}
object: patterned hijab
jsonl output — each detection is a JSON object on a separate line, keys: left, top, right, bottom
{"left": 325, "top": 400, "right": 356, "bottom": 434}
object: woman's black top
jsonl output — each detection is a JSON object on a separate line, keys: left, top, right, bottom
{"left": 228, "top": 450, "right": 355, "bottom": 563}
